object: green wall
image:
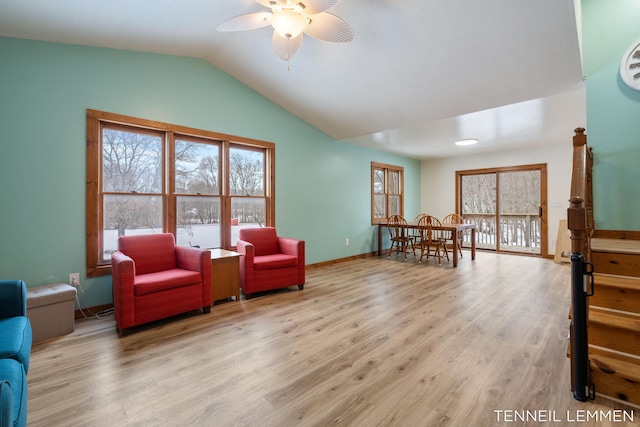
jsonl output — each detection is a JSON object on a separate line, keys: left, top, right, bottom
{"left": 0, "top": 37, "right": 420, "bottom": 308}
{"left": 582, "top": 0, "right": 640, "bottom": 230}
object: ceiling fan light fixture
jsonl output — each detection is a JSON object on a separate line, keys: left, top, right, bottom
{"left": 455, "top": 138, "right": 479, "bottom": 146}
{"left": 271, "top": 11, "right": 307, "bottom": 39}
{"left": 217, "top": 0, "right": 353, "bottom": 66}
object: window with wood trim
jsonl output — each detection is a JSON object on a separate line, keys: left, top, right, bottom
{"left": 86, "top": 110, "right": 275, "bottom": 277}
{"left": 371, "top": 162, "right": 404, "bottom": 224}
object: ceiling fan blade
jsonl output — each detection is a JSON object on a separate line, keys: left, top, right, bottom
{"left": 255, "top": 0, "right": 339, "bottom": 14}
{"left": 298, "top": 0, "right": 341, "bottom": 15}
{"left": 217, "top": 12, "right": 272, "bottom": 32}
{"left": 272, "top": 31, "right": 303, "bottom": 61}
{"left": 255, "top": 0, "right": 286, "bottom": 8}
{"left": 304, "top": 12, "right": 354, "bottom": 42}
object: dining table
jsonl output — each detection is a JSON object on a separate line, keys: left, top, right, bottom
{"left": 376, "top": 221, "right": 476, "bottom": 267}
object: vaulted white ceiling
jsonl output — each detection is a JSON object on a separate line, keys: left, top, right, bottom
{"left": 0, "top": 0, "right": 586, "bottom": 159}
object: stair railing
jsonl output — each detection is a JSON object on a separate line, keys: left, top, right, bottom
{"left": 567, "top": 128, "right": 595, "bottom": 401}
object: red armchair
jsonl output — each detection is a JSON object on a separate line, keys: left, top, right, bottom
{"left": 237, "top": 227, "right": 305, "bottom": 299}
{"left": 111, "top": 233, "right": 211, "bottom": 336}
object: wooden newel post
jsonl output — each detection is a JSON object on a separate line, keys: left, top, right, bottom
{"left": 568, "top": 197, "right": 585, "bottom": 254}
{"left": 573, "top": 127, "right": 586, "bottom": 148}
{"left": 568, "top": 195, "right": 589, "bottom": 401}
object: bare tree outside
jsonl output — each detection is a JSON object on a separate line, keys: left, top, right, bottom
{"left": 229, "top": 147, "right": 265, "bottom": 225}
{"left": 499, "top": 171, "right": 540, "bottom": 215}
{"left": 173, "top": 139, "right": 221, "bottom": 247}
{"left": 175, "top": 139, "right": 220, "bottom": 227}
{"left": 102, "top": 129, "right": 163, "bottom": 238}
{"left": 102, "top": 130, "right": 223, "bottom": 253}
{"left": 373, "top": 168, "right": 386, "bottom": 219}
{"left": 461, "top": 174, "right": 496, "bottom": 214}
{"left": 229, "top": 149, "right": 264, "bottom": 196}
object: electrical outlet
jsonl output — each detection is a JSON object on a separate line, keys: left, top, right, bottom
{"left": 69, "top": 273, "right": 80, "bottom": 287}
{"left": 345, "top": 238, "right": 349, "bottom": 246}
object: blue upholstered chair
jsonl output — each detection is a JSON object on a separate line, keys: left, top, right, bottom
{"left": 0, "top": 280, "right": 32, "bottom": 427}
{"left": 0, "top": 379, "right": 12, "bottom": 427}
{"left": 0, "top": 362, "right": 26, "bottom": 427}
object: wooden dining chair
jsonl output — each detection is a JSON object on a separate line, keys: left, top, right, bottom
{"left": 412, "top": 214, "right": 430, "bottom": 247}
{"left": 442, "top": 213, "right": 465, "bottom": 258}
{"left": 387, "top": 215, "right": 415, "bottom": 261}
{"left": 417, "top": 215, "right": 450, "bottom": 264}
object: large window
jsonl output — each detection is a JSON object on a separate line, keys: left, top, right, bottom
{"left": 371, "top": 162, "right": 404, "bottom": 224}
{"left": 86, "top": 110, "right": 274, "bottom": 277}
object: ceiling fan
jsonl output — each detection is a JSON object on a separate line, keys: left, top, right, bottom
{"left": 217, "top": 0, "right": 354, "bottom": 65}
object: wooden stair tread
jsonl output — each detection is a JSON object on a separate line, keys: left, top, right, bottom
{"left": 589, "top": 347, "right": 640, "bottom": 382}
{"left": 593, "top": 273, "right": 640, "bottom": 291}
{"left": 591, "top": 238, "right": 640, "bottom": 255}
{"left": 590, "top": 275, "right": 640, "bottom": 315}
{"left": 589, "top": 307, "right": 640, "bottom": 331}
{"left": 591, "top": 251, "right": 640, "bottom": 277}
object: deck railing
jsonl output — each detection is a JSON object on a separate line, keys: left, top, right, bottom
{"left": 460, "top": 213, "right": 540, "bottom": 251}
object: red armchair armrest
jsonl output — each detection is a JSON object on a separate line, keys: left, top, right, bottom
{"left": 111, "top": 251, "right": 135, "bottom": 328}
{"left": 278, "top": 237, "right": 304, "bottom": 258}
{"left": 237, "top": 239, "right": 254, "bottom": 289}
{"left": 175, "top": 246, "right": 212, "bottom": 304}
{"left": 278, "top": 237, "right": 305, "bottom": 284}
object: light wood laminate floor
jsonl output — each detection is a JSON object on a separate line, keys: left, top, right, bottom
{"left": 28, "top": 252, "right": 637, "bottom": 426}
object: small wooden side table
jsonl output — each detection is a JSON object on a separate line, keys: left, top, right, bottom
{"left": 210, "top": 249, "right": 241, "bottom": 305}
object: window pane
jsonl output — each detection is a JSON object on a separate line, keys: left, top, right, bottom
{"left": 374, "top": 194, "right": 387, "bottom": 219}
{"left": 176, "top": 196, "right": 221, "bottom": 248}
{"left": 388, "top": 171, "right": 400, "bottom": 194}
{"left": 461, "top": 173, "right": 497, "bottom": 250}
{"left": 373, "top": 169, "right": 385, "bottom": 194}
{"left": 102, "top": 128, "right": 162, "bottom": 193}
{"left": 498, "top": 170, "right": 541, "bottom": 254}
{"left": 461, "top": 174, "right": 496, "bottom": 214}
{"left": 231, "top": 197, "right": 266, "bottom": 245}
{"left": 103, "top": 194, "right": 163, "bottom": 260}
{"left": 389, "top": 195, "right": 401, "bottom": 216}
{"left": 498, "top": 171, "right": 540, "bottom": 214}
{"left": 229, "top": 147, "right": 265, "bottom": 196}
{"left": 175, "top": 139, "right": 220, "bottom": 195}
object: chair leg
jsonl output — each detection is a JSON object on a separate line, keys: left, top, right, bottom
{"left": 423, "top": 244, "right": 431, "bottom": 262}
{"left": 404, "top": 240, "right": 416, "bottom": 261}
{"left": 388, "top": 240, "right": 396, "bottom": 258}
{"left": 418, "top": 242, "right": 427, "bottom": 263}
{"left": 298, "top": 284, "right": 304, "bottom": 290}
{"left": 203, "top": 306, "right": 211, "bottom": 314}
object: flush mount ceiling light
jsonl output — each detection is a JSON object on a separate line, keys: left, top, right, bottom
{"left": 217, "top": 0, "right": 354, "bottom": 67}
{"left": 455, "top": 139, "right": 479, "bottom": 146}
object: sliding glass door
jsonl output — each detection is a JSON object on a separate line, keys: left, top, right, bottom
{"left": 457, "top": 164, "right": 547, "bottom": 256}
